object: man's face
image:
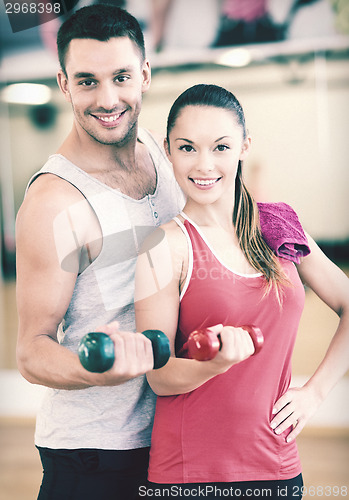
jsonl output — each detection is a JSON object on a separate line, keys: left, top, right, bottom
{"left": 58, "top": 37, "right": 151, "bottom": 146}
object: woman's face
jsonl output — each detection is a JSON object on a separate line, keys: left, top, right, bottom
{"left": 165, "top": 105, "right": 250, "bottom": 207}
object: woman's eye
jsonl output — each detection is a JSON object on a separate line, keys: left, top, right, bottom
{"left": 216, "top": 144, "right": 229, "bottom": 152}
{"left": 179, "top": 145, "right": 194, "bottom": 152}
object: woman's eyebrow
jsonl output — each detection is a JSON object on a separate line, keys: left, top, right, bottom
{"left": 214, "top": 136, "right": 231, "bottom": 142}
{"left": 175, "top": 138, "right": 194, "bottom": 143}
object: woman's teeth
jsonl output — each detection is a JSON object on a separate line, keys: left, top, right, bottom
{"left": 192, "top": 179, "right": 218, "bottom": 186}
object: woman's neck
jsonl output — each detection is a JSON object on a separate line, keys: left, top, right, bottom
{"left": 183, "top": 198, "right": 235, "bottom": 232}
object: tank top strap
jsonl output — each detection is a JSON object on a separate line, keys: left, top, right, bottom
{"left": 174, "top": 213, "right": 263, "bottom": 298}
{"left": 173, "top": 213, "right": 223, "bottom": 301}
{"left": 174, "top": 213, "right": 208, "bottom": 253}
{"left": 177, "top": 211, "right": 211, "bottom": 253}
{"left": 137, "top": 128, "right": 167, "bottom": 167}
{"left": 172, "top": 216, "right": 193, "bottom": 300}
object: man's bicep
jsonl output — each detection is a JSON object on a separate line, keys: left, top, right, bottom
{"left": 16, "top": 196, "right": 78, "bottom": 339}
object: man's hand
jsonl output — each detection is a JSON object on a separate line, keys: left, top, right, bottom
{"left": 91, "top": 322, "right": 154, "bottom": 385}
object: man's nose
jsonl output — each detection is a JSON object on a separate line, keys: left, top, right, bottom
{"left": 96, "top": 82, "right": 119, "bottom": 111}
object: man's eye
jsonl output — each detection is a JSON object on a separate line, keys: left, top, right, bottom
{"left": 80, "top": 80, "right": 96, "bottom": 87}
{"left": 116, "top": 75, "right": 129, "bottom": 83}
{"left": 179, "top": 145, "right": 194, "bottom": 152}
{"left": 216, "top": 144, "right": 229, "bottom": 151}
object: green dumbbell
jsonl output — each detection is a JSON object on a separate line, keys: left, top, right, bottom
{"left": 78, "top": 330, "right": 170, "bottom": 373}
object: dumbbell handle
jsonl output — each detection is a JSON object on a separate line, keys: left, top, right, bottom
{"left": 184, "top": 325, "right": 264, "bottom": 361}
{"left": 78, "top": 329, "right": 170, "bottom": 373}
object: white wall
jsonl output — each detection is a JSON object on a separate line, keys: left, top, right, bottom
{"left": 139, "top": 57, "right": 349, "bottom": 240}
{"left": 1, "top": 56, "right": 348, "bottom": 240}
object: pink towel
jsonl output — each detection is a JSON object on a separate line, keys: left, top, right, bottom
{"left": 257, "top": 202, "right": 311, "bottom": 264}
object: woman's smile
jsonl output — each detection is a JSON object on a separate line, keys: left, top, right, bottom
{"left": 189, "top": 177, "right": 223, "bottom": 189}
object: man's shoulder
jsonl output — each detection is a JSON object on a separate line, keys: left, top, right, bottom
{"left": 144, "top": 129, "right": 164, "bottom": 144}
{"left": 138, "top": 128, "right": 165, "bottom": 155}
{"left": 26, "top": 169, "right": 84, "bottom": 206}
{"left": 28, "top": 153, "right": 87, "bottom": 199}
{"left": 139, "top": 127, "right": 163, "bottom": 142}
{"left": 17, "top": 170, "right": 98, "bottom": 259}
{"left": 19, "top": 165, "right": 89, "bottom": 231}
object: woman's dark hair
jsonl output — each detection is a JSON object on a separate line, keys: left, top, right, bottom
{"left": 167, "top": 84, "right": 289, "bottom": 300}
{"left": 57, "top": 4, "right": 145, "bottom": 75}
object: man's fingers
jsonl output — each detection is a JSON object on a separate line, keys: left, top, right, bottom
{"left": 94, "top": 321, "right": 120, "bottom": 335}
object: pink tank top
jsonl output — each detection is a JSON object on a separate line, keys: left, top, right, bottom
{"left": 148, "top": 213, "right": 305, "bottom": 484}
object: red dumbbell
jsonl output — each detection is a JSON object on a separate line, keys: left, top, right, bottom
{"left": 186, "top": 325, "right": 264, "bottom": 361}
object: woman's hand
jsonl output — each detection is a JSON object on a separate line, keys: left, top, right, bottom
{"left": 270, "top": 384, "right": 323, "bottom": 442}
{"left": 209, "top": 325, "right": 255, "bottom": 373}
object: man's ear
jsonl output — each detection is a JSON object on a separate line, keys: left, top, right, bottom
{"left": 239, "top": 135, "right": 251, "bottom": 161}
{"left": 141, "top": 59, "right": 151, "bottom": 94}
{"left": 57, "top": 69, "right": 72, "bottom": 103}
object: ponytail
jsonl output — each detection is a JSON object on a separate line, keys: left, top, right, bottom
{"left": 167, "top": 84, "right": 291, "bottom": 302}
{"left": 233, "top": 162, "right": 290, "bottom": 303}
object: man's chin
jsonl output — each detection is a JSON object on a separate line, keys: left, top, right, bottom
{"left": 86, "top": 122, "right": 138, "bottom": 147}
{"left": 86, "top": 131, "right": 130, "bottom": 147}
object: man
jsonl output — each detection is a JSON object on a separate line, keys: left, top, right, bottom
{"left": 15, "top": 5, "right": 183, "bottom": 499}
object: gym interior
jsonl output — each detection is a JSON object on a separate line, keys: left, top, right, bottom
{"left": 1, "top": 1, "right": 348, "bottom": 498}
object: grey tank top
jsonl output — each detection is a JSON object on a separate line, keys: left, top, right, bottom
{"left": 28, "top": 129, "right": 184, "bottom": 450}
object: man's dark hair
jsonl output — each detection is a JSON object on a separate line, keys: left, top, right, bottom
{"left": 57, "top": 4, "right": 145, "bottom": 75}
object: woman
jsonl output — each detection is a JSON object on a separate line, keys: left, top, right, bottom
{"left": 134, "top": 84, "right": 349, "bottom": 498}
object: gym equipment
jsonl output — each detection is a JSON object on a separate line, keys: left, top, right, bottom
{"left": 78, "top": 329, "right": 170, "bottom": 373}
{"left": 186, "top": 325, "right": 264, "bottom": 361}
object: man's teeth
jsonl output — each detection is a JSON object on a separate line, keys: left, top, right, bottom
{"left": 98, "top": 114, "right": 121, "bottom": 123}
{"left": 193, "top": 179, "right": 218, "bottom": 186}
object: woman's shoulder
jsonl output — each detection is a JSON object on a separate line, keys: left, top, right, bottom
{"left": 160, "top": 218, "right": 188, "bottom": 249}
{"left": 257, "top": 201, "right": 297, "bottom": 216}
{"left": 257, "top": 201, "right": 304, "bottom": 234}
{"left": 141, "top": 218, "right": 187, "bottom": 256}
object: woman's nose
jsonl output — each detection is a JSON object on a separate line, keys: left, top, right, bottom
{"left": 197, "top": 152, "right": 215, "bottom": 173}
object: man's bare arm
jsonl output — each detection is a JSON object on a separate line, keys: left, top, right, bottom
{"left": 16, "top": 174, "right": 153, "bottom": 389}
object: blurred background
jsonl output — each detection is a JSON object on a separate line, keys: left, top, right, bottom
{"left": 0, "top": 0, "right": 348, "bottom": 498}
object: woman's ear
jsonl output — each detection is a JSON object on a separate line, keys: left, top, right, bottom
{"left": 164, "top": 138, "right": 171, "bottom": 160}
{"left": 239, "top": 135, "right": 251, "bottom": 161}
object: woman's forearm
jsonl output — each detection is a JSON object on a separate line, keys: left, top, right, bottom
{"left": 147, "top": 356, "right": 222, "bottom": 396}
{"left": 147, "top": 326, "right": 257, "bottom": 396}
{"left": 304, "top": 308, "right": 349, "bottom": 401}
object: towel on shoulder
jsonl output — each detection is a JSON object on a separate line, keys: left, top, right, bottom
{"left": 257, "top": 202, "right": 311, "bottom": 264}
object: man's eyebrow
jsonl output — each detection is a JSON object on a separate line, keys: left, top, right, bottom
{"left": 113, "top": 66, "right": 134, "bottom": 74}
{"left": 73, "top": 66, "right": 135, "bottom": 80}
{"left": 73, "top": 72, "right": 95, "bottom": 79}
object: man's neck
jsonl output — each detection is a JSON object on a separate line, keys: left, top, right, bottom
{"left": 56, "top": 124, "right": 157, "bottom": 199}
{"left": 57, "top": 124, "right": 139, "bottom": 174}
